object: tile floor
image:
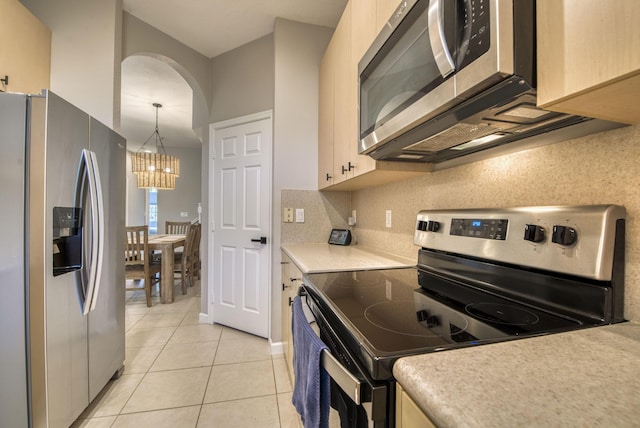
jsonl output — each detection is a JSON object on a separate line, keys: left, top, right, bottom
{"left": 72, "top": 281, "right": 302, "bottom": 427}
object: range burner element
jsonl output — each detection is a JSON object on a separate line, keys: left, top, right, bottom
{"left": 465, "top": 303, "right": 540, "bottom": 326}
{"left": 364, "top": 300, "right": 469, "bottom": 338}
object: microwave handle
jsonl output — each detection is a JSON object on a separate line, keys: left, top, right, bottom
{"left": 428, "top": 0, "right": 455, "bottom": 77}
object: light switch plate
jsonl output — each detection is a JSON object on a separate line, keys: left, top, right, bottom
{"left": 295, "top": 208, "right": 305, "bottom": 223}
{"left": 180, "top": 212, "right": 188, "bottom": 218}
{"left": 385, "top": 210, "right": 392, "bottom": 228}
{"left": 283, "top": 208, "right": 294, "bottom": 223}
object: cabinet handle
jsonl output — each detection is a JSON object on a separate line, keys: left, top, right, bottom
{"left": 326, "top": 173, "right": 332, "bottom": 181}
{"left": 290, "top": 277, "right": 301, "bottom": 282}
{"left": 288, "top": 297, "right": 293, "bottom": 306}
{"left": 280, "top": 261, "right": 289, "bottom": 265}
{"left": 341, "top": 162, "right": 355, "bottom": 174}
{"left": 0, "top": 75, "right": 8, "bottom": 86}
{"left": 282, "top": 282, "right": 289, "bottom": 291}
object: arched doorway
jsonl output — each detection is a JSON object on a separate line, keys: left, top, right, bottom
{"left": 120, "top": 53, "right": 208, "bottom": 309}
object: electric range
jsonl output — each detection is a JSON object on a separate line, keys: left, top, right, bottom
{"left": 300, "top": 205, "right": 626, "bottom": 427}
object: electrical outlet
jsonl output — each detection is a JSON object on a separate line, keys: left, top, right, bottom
{"left": 180, "top": 212, "right": 188, "bottom": 218}
{"left": 352, "top": 210, "right": 357, "bottom": 223}
{"left": 283, "top": 207, "right": 294, "bottom": 223}
{"left": 385, "top": 210, "right": 392, "bottom": 228}
{"left": 295, "top": 208, "right": 305, "bottom": 223}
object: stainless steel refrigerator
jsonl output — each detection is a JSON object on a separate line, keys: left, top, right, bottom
{"left": 0, "top": 90, "right": 126, "bottom": 428}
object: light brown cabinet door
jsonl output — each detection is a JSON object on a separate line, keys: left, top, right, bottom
{"left": 0, "top": 0, "right": 51, "bottom": 94}
{"left": 396, "top": 383, "right": 437, "bottom": 428}
{"left": 537, "top": 0, "right": 640, "bottom": 124}
{"left": 332, "top": 2, "right": 353, "bottom": 184}
{"left": 318, "top": 38, "right": 336, "bottom": 189}
{"left": 280, "top": 253, "right": 302, "bottom": 384}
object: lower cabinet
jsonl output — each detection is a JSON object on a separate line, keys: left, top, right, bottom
{"left": 396, "top": 383, "right": 437, "bottom": 428}
{"left": 281, "top": 252, "right": 303, "bottom": 383}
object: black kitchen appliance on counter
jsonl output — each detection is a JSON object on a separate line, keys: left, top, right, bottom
{"left": 300, "top": 205, "right": 626, "bottom": 427}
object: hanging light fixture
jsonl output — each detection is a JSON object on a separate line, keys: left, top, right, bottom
{"left": 131, "top": 103, "right": 180, "bottom": 190}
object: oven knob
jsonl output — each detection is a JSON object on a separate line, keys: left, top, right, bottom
{"left": 552, "top": 225, "right": 577, "bottom": 246}
{"left": 417, "top": 220, "right": 428, "bottom": 231}
{"left": 426, "top": 315, "right": 440, "bottom": 328}
{"left": 523, "top": 224, "right": 545, "bottom": 243}
{"left": 427, "top": 221, "right": 440, "bottom": 232}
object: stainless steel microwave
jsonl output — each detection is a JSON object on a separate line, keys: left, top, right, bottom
{"left": 358, "top": 0, "right": 621, "bottom": 164}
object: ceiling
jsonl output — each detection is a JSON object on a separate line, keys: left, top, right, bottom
{"left": 121, "top": 0, "right": 347, "bottom": 151}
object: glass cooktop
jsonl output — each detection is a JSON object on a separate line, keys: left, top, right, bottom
{"left": 304, "top": 267, "right": 587, "bottom": 358}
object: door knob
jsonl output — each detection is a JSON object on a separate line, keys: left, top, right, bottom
{"left": 251, "top": 236, "right": 268, "bottom": 244}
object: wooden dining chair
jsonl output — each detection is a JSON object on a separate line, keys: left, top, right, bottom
{"left": 165, "top": 221, "right": 191, "bottom": 235}
{"left": 191, "top": 223, "right": 201, "bottom": 281}
{"left": 125, "top": 225, "right": 161, "bottom": 307}
{"left": 174, "top": 223, "right": 201, "bottom": 293}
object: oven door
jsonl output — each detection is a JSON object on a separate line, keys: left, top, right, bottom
{"left": 300, "top": 287, "right": 393, "bottom": 428}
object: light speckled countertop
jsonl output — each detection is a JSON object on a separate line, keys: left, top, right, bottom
{"left": 281, "top": 243, "right": 415, "bottom": 273}
{"left": 394, "top": 322, "right": 640, "bottom": 427}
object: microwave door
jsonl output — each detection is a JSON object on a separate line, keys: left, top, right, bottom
{"left": 359, "top": 0, "right": 466, "bottom": 155}
{"left": 428, "top": 0, "right": 456, "bottom": 77}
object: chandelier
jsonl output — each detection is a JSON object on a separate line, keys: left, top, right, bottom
{"left": 131, "top": 103, "right": 180, "bottom": 190}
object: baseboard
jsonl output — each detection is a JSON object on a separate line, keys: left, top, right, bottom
{"left": 270, "top": 341, "right": 284, "bottom": 355}
{"left": 199, "top": 312, "right": 209, "bottom": 324}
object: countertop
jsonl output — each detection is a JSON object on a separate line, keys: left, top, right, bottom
{"left": 280, "top": 243, "right": 415, "bottom": 273}
{"left": 394, "top": 322, "right": 640, "bottom": 427}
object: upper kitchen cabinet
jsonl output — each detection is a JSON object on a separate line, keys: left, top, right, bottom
{"left": 333, "top": 2, "right": 353, "bottom": 186}
{"left": 537, "top": 0, "right": 640, "bottom": 124}
{"left": 318, "top": 26, "right": 336, "bottom": 187}
{"left": 0, "top": 0, "right": 51, "bottom": 95}
{"left": 318, "top": 2, "right": 350, "bottom": 188}
{"left": 318, "top": 0, "right": 429, "bottom": 191}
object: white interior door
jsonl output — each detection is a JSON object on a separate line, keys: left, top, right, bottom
{"left": 210, "top": 112, "right": 272, "bottom": 338}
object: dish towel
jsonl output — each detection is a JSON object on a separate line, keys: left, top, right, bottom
{"left": 291, "top": 295, "right": 330, "bottom": 428}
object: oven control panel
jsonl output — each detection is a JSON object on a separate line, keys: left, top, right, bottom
{"left": 449, "top": 218, "right": 508, "bottom": 240}
{"left": 413, "top": 205, "right": 625, "bottom": 281}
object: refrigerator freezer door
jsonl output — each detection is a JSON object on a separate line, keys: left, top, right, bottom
{"left": 0, "top": 93, "right": 30, "bottom": 428}
{"left": 39, "top": 92, "right": 91, "bottom": 427}
{"left": 87, "top": 117, "right": 126, "bottom": 401}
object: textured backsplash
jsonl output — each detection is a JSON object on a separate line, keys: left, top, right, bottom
{"left": 351, "top": 124, "right": 640, "bottom": 322}
{"left": 280, "top": 190, "right": 350, "bottom": 244}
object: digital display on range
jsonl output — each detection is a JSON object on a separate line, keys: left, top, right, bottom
{"left": 450, "top": 218, "right": 508, "bottom": 240}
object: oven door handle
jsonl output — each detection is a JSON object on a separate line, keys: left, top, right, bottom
{"left": 299, "top": 288, "right": 364, "bottom": 405}
{"left": 320, "top": 349, "right": 362, "bottom": 405}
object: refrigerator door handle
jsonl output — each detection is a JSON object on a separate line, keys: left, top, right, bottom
{"left": 87, "top": 150, "right": 104, "bottom": 312}
{"left": 75, "top": 149, "right": 105, "bottom": 315}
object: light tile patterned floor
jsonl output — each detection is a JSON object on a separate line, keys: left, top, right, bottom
{"left": 71, "top": 281, "right": 302, "bottom": 428}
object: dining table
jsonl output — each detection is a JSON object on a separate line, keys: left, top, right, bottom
{"left": 148, "top": 233, "right": 186, "bottom": 303}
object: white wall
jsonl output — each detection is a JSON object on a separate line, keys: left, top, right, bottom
{"left": 272, "top": 19, "right": 333, "bottom": 342}
{"left": 209, "top": 34, "right": 275, "bottom": 123}
{"left": 20, "top": 0, "right": 122, "bottom": 129}
{"left": 122, "top": 12, "right": 210, "bottom": 132}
